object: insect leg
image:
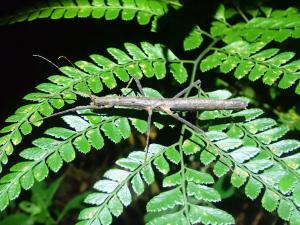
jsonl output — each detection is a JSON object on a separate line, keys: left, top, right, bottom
{"left": 144, "top": 108, "right": 153, "bottom": 162}
{"left": 124, "top": 76, "right": 145, "bottom": 96}
{"left": 172, "top": 79, "right": 201, "bottom": 98}
{"left": 162, "top": 108, "right": 233, "bottom": 172}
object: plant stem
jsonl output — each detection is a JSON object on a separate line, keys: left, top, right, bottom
{"left": 178, "top": 126, "right": 190, "bottom": 222}
{"left": 186, "top": 38, "right": 220, "bottom": 97}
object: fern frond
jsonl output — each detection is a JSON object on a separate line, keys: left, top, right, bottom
{"left": 182, "top": 89, "right": 300, "bottom": 224}
{"left": 0, "top": 109, "right": 138, "bottom": 211}
{"left": 200, "top": 41, "right": 300, "bottom": 94}
{"left": 212, "top": 6, "right": 300, "bottom": 44}
{"left": 0, "top": 0, "right": 179, "bottom": 27}
{"left": 76, "top": 144, "right": 166, "bottom": 225}
{"left": 78, "top": 142, "right": 234, "bottom": 225}
{"left": 0, "top": 42, "right": 188, "bottom": 170}
{"left": 146, "top": 149, "right": 234, "bottom": 225}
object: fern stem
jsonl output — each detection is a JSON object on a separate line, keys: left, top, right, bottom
{"left": 199, "top": 29, "right": 215, "bottom": 39}
{"left": 211, "top": 48, "right": 300, "bottom": 80}
{"left": 178, "top": 126, "right": 191, "bottom": 222}
{"left": 239, "top": 125, "right": 300, "bottom": 181}
{"left": 234, "top": 4, "right": 249, "bottom": 22}
{"left": 0, "top": 116, "right": 116, "bottom": 205}
{"left": 81, "top": 143, "right": 177, "bottom": 224}
{"left": 184, "top": 128, "right": 300, "bottom": 212}
{"left": 187, "top": 38, "right": 220, "bottom": 97}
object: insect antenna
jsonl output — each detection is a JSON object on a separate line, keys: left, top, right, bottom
{"left": 33, "top": 54, "right": 60, "bottom": 69}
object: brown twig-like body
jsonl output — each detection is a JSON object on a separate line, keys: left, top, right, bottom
{"left": 90, "top": 95, "right": 248, "bottom": 111}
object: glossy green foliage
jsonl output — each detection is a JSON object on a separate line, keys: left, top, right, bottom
{"left": 0, "top": 110, "right": 135, "bottom": 211}
{"left": 211, "top": 6, "right": 300, "bottom": 44}
{"left": 183, "top": 26, "right": 204, "bottom": 51}
{"left": 78, "top": 143, "right": 234, "bottom": 225}
{"left": 145, "top": 146, "right": 234, "bottom": 225}
{"left": 200, "top": 41, "right": 300, "bottom": 94}
{"left": 0, "top": 0, "right": 180, "bottom": 27}
{"left": 0, "top": 1, "right": 300, "bottom": 224}
{"left": 196, "top": 89, "right": 300, "bottom": 224}
{"left": 0, "top": 42, "right": 187, "bottom": 171}
{"left": 77, "top": 144, "right": 161, "bottom": 225}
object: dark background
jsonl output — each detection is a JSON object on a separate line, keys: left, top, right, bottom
{"left": 0, "top": 0, "right": 299, "bottom": 224}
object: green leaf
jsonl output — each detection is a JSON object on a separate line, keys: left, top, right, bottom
{"left": 164, "top": 146, "right": 180, "bottom": 164}
{"left": 279, "top": 172, "right": 298, "bottom": 194}
{"left": 200, "top": 148, "right": 217, "bottom": 165}
{"left": 104, "top": 169, "right": 129, "bottom": 184}
{"left": 187, "top": 183, "right": 221, "bottom": 202}
{"left": 73, "top": 135, "right": 91, "bottom": 154}
{"left": 147, "top": 211, "right": 187, "bottom": 225}
{"left": 20, "top": 171, "right": 34, "bottom": 190}
{"left": 185, "top": 168, "right": 214, "bottom": 184}
{"left": 234, "top": 60, "right": 254, "bottom": 79}
{"left": 183, "top": 26, "right": 203, "bottom": 51}
{"left": 78, "top": 207, "right": 98, "bottom": 220}
{"left": 84, "top": 193, "right": 108, "bottom": 205}
{"left": 269, "top": 139, "right": 300, "bottom": 156}
{"left": 45, "top": 127, "right": 75, "bottom": 140}
{"left": 101, "top": 121, "right": 122, "bottom": 143}
{"left": 230, "top": 168, "right": 248, "bottom": 188}
{"left": 8, "top": 182, "right": 21, "bottom": 200}
{"left": 162, "top": 172, "right": 181, "bottom": 187}
{"left": 182, "top": 139, "right": 202, "bottom": 155}
{"left": 131, "top": 173, "right": 144, "bottom": 195}
{"left": 214, "top": 4, "right": 225, "bottom": 21}
{"left": 141, "top": 164, "right": 155, "bottom": 185}
{"left": 46, "top": 151, "right": 63, "bottom": 172}
{"left": 20, "top": 147, "right": 46, "bottom": 160}
{"left": 290, "top": 211, "right": 300, "bottom": 225}
{"left": 146, "top": 188, "right": 183, "bottom": 212}
{"left": 200, "top": 52, "right": 226, "bottom": 72}
{"left": 293, "top": 185, "right": 300, "bottom": 207}
{"left": 170, "top": 63, "right": 188, "bottom": 84}
{"left": 189, "top": 205, "right": 235, "bottom": 225}
{"left": 59, "top": 142, "right": 76, "bottom": 162}
{"left": 117, "top": 185, "right": 131, "bottom": 206}
{"left": 20, "top": 122, "right": 32, "bottom": 135}
{"left": 108, "top": 196, "right": 123, "bottom": 217}
{"left": 244, "top": 118, "right": 276, "bottom": 134}
{"left": 229, "top": 147, "right": 260, "bottom": 163}
{"left": 115, "top": 117, "right": 131, "bottom": 139}
{"left": 262, "top": 189, "right": 280, "bottom": 212}
{"left": 130, "top": 118, "right": 148, "bottom": 133}
{"left": 99, "top": 206, "right": 112, "bottom": 225}
{"left": 153, "top": 155, "right": 170, "bottom": 175}
{"left": 33, "top": 161, "right": 49, "bottom": 182}
{"left": 256, "top": 126, "right": 289, "bottom": 144}
{"left": 245, "top": 159, "right": 273, "bottom": 173}
{"left": 94, "top": 179, "right": 118, "bottom": 193}
{"left": 86, "top": 128, "right": 104, "bottom": 150}
{"left": 116, "top": 158, "right": 139, "bottom": 171}
{"left": 245, "top": 177, "right": 263, "bottom": 200}
{"left": 277, "top": 199, "right": 293, "bottom": 221}
{"left": 215, "top": 138, "right": 243, "bottom": 151}
{"left": 62, "top": 115, "right": 90, "bottom": 132}
{"left": 0, "top": 193, "right": 9, "bottom": 211}
{"left": 213, "top": 160, "right": 230, "bottom": 177}
{"left": 108, "top": 48, "right": 131, "bottom": 64}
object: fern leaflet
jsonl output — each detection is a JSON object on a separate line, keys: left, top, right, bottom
{"left": 0, "top": 42, "right": 188, "bottom": 171}
{"left": 0, "top": 0, "right": 181, "bottom": 27}
{"left": 211, "top": 6, "right": 300, "bottom": 44}
{"left": 200, "top": 41, "right": 300, "bottom": 94}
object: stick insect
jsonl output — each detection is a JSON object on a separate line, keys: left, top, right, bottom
{"left": 41, "top": 77, "right": 247, "bottom": 161}
{"left": 33, "top": 55, "right": 247, "bottom": 163}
